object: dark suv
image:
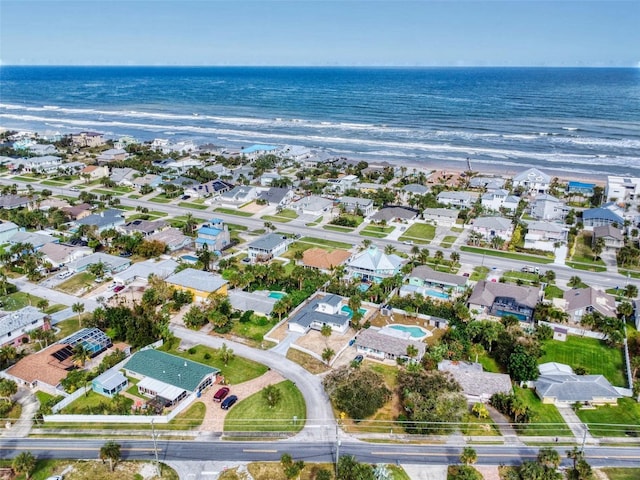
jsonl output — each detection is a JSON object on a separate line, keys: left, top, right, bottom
{"left": 221, "top": 395, "right": 238, "bottom": 410}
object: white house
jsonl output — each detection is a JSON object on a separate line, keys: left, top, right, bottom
{"left": 481, "top": 190, "right": 520, "bottom": 212}
{"left": 326, "top": 175, "right": 359, "bottom": 193}
{"left": 513, "top": 168, "right": 551, "bottom": 194}
{"left": 247, "top": 233, "right": 291, "bottom": 262}
{"left": 437, "top": 191, "right": 478, "bottom": 209}
{"left": 288, "top": 294, "right": 353, "bottom": 334}
{"left": 523, "top": 221, "right": 568, "bottom": 252}
{"left": 606, "top": 175, "right": 640, "bottom": 204}
{"left": 0, "top": 307, "right": 49, "bottom": 348}
{"left": 219, "top": 186, "right": 258, "bottom": 207}
{"left": 293, "top": 195, "right": 333, "bottom": 216}
{"left": 422, "top": 208, "right": 459, "bottom": 226}
{"left": 471, "top": 216, "right": 513, "bottom": 242}
{"left": 530, "top": 194, "right": 568, "bottom": 221}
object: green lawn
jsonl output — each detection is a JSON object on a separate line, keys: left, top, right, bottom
{"left": 0, "top": 291, "right": 47, "bottom": 311}
{"left": 60, "top": 389, "right": 133, "bottom": 414}
{"left": 576, "top": 398, "right": 640, "bottom": 437}
{"left": 470, "top": 266, "right": 489, "bottom": 281}
{"left": 440, "top": 235, "right": 457, "bottom": 248}
{"left": 224, "top": 380, "right": 306, "bottom": 432}
{"left": 602, "top": 468, "right": 640, "bottom": 480}
{"left": 398, "top": 223, "right": 436, "bottom": 244}
{"left": 501, "top": 270, "right": 540, "bottom": 285}
{"left": 56, "top": 271, "right": 96, "bottom": 295}
{"left": 163, "top": 344, "right": 268, "bottom": 385}
{"left": 460, "top": 412, "right": 500, "bottom": 436}
{"left": 298, "top": 237, "right": 352, "bottom": 249}
{"left": 40, "top": 180, "right": 67, "bottom": 186}
{"left": 544, "top": 285, "right": 565, "bottom": 299}
{"left": 261, "top": 209, "right": 299, "bottom": 223}
{"left": 513, "top": 387, "right": 571, "bottom": 437}
{"left": 323, "top": 225, "right": 354, "bottom": 232}
{"left": 360, "top": 229, "right": 389, "bottom": 238}
{"left": 167, "top": 401, "right": 206, "bottom": 429}
{"left": 539, "top": 336, "right": 626, "bottom": 387}
{"left": 460, "top": 246, "right": 554, "bottom": 264}
{"left": 149, "top": 195, "right": 172, "bottom": 204}
{"left": 54, "top": 317, "right": 89, "bottom": 340}
{"left": 214, "top": 207, "right": 254, "bottom": 217}
{"left": 179, "top": 201, "right": 209, "bottom": 210}
{"left": 92, "top": 188, "right": 120, "bottom": 195}
{"left": 476, "top": 351, "right": 503, "bottom": 373}
{"left": 230, "top": 314, "right": 278, "bottom": 344}
{"left": 566, "top": 261, "right": 607, "bottom": 272}
{"left": 362, "top": 225, "right": 394, "bottom": 234}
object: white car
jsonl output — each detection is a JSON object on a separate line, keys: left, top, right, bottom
{"left": 57, "top": 271, "right": 73, "bottom": 280}
{"left": 46, "top": 476, "right": 63, "bottom": 480}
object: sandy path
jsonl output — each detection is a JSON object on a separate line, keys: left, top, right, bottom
{"left": 198, "top": 369, "right": 285, "bottom": 432}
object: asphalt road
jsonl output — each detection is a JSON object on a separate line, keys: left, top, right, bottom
{"left": 1, "top": 438, "right": 639, "bottom": 468}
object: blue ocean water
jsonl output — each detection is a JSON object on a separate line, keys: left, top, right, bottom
{"left": 1, "top": 66, "right": 639, "bottom": 177}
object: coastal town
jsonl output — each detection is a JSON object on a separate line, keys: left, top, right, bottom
{"left": 0, "top": 128, "right": 639, "bottom": 479}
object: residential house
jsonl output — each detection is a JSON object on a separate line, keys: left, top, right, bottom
{"left": 59, "top": 328, "right": 113, "bottom": 356}
{"left": 470, "top": 176, "right": 506, "bottom": 190}
{"left": 195, "top": 219, "right": 230, "bottom": 252}
{"left": 165, "top": 268, "right": 228, "bottom": 302}
{"left": 0, "top": 221, "right": 20, "bottom": 243}
{"left": 530, "top": 194, "right": 568, "bottom": 221}
{"left": 113, "top": 258, "right": 178, "bottom": 285}
{"left": 39, "top": 198, "right": 69, "bottom": 211}
{"left": 567, "top": 181, "right": 596, "bottom": 196}
{"left": 110, "top": 167, "right": 138, "bottom": 185}
{"left": 219, "top": 186, "right": 258, "bottom": 207}
{"left": 96, "top": 148, "right": 128, "bottom": 164}
{"left": 370, "top": 206, "right": 418, "bottom": 223}
{"left": 259, "top": 172, "right": 282, "bottom": 186}
{"left": 28, "top": 143, "right": 57, "bottom": 156}
{"left": 0, "top": 195, "right": 30, "bottom": 210}
{"left": 288, "top": 294, "right": 354, "bottom": 334}
{"left": 523, "top": 221, "right": 568, "bottom": 252}
{"left": 422, "top": 208, "right": 459, "bottom": 226}
{"left": 75, "top": 209, "right": 125, "bottom": 232}
{"left": 61, "top": 203, "right": 92, "bottom": 221}
{"left": 326, "top": 174, "right": 359, "bottom": 193}
{"left": 346, "top": 245, "right": 404, "bottom": 283}
{"left": 301, "top": 248, "right": 351, "bottom": 273}
{"left": 185, "top": 179, "right": 234, "bottom": 198}
{"left": 583, "top": 206, "right": 624, "bottom": 229}
{"left": 534, "top": 363, "right": 621, "bottom": 405}
{"left": 131, "top": 174, "right": 162, "bottom": 191}
{"left": 356, "top": 327, "right": 426, "bottom": 362}
{"left": 113, "top": 136, "right": 138, "bottom": 150}
{"left": 592, "top": 225, "right": 624, "bottom": 251}
{"left": 402, "top": 183, "right": 430, "bottom": 197}
{"left": 606, "top": 175, "right": 640, "bottom": 204}
{"left": 227, "top": 290, "right": 281, "bottom": 317}
{"left": 92, "top": 370, "right": 129, "bottom": 398}
{"left": 39, "top": 243, "right": 93, "bottom": 269}
{"left": 147, "top": 227, "right": 193, "bottom": 252}
{"left": 81, "top": 165, "right": 109, "bottom": 180}
{"left": 257, "top": 187, "right": 295, "bottom": 208}
{"left": 481, "top": 189, "right": 520, "bottom": 212}
{"left": 240, "top": 144, "right": 278, "bottom": 159}
{"left": 438, "top": 360, "right": 512, "bottom": 402}
{"left": 338, "top": 196, "right": 374, "bottom": 216}
{"left": 124, "top": 349, "right": 220, "bottom": 407}
{"left": 248, "top": 233, "right": 290, "bottom": 262}
{"left": 468, "top": 280, "right": 541, "bottom": 323}
{"left": 512, "top": 167, "right": 551, "bottom": 194}
{"left": 406, "top": 265, "right": 468, "bottom": 295}
{"left": 471, "top": 216, "right": 513, "bottom": 242}
{"left": 293, "top": 195, "right": 333, "bottom": 216}
{"left": 71, "top": 132, "right": 105, "bottom": 148}
{"left": 0, "top": 307, "right": 50, "bottom": 347}
{"left": 67, "top": 252, "right": 131, "bottom": 274}
{"left": 8, "top": 231, "right": 58, "bottom": 250}
{"left": 8, "top": 155, "right": 62, "bottom": 174}
{"left": 120, "top": 219, "right": 168, "bottom": 237}
{"left": 279, "top": 145, "right": 311, "bottom": 161}
{"left": 557, "top": 287, "right": 617, "bottom": 323}
{"left": 437, "top": 191, "right": 478, "bottom": 209}
{"left": 6, "top": 343, "right": 75, "bottom": 390}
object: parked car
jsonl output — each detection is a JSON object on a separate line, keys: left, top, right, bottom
{"left": 57, "top": 271, "right": 73, "bottom": 280}
{"left": 213, "top": 387, "right": 230, "bottom": 402}
{"left": 45, "top": 476, "right": 63, "bottom": 480}
{"left": 114, "top": 285, "right": 125, "bottom": 293}
{"left": 221, "top": 394, "right": 238, "bottom": 410}
{"left": 181, "top": 195, "right": 191, "bottom": 200}
{"left": 352, "top": 354, "right": 364, "bottom": 365}
{"left": 119, "top": 251, "right": 132, "bottom": 257}
{"left": 403, "top": 240, "right": 414, "bottom": 245}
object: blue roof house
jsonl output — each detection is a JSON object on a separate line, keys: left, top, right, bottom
{"left": 92, "top": 370, "right": 129, "bottom": 398}
{"left": 583, "top": 207, "right": 624, "bottom": 229}
{"left": 568, "top": 181, "right": 595, "bottom": 196}
{"left": 195, "top": 219, "right": 230, "bottom": 252}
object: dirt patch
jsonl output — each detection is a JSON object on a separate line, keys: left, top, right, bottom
{"left": 475, "top": 465, "right": 501, "bottom": 480}
{"left": 294, "top": 328, "right": 355, "bottom": 358}
{"left": 199, "top": 369, "right": 285, "bottom": 432}
{"left": 240, "top": 201, "right": 266, "bottom": 214}
{"left": 265, "top": 321, "right": 289, "bottom": 342}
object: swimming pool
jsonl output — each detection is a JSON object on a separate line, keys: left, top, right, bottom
{"left": 340, "top": 305, "right": 367, "bottom": 317}
{"left": 425, "top": 289, "right": 450, "bottom": 300}
{"left": 388, "top": 324, "right": 428, "bottom": 339}
{"left": 269, "top": 291, "right": 286, "bottom": 299}
{"left": 181, "top": 255, "right": 198, "bottom": 263}
{"left": 495, "top": 310, "right": 528, "bottom": 322}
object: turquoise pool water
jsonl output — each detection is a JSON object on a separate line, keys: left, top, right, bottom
{"left": 269, "top": 291, "right": 286, "bottom": 299}
{"left": 340, "top": 305, "right": 367, "bottom": 317}
{"left": 388, "top": 325, "right": 427, "bottom": 338}
{"left": 181, "top": 255, "right": 198, "bottom": 262}
{"left": 425, "top": 289, "right": 450, "bottom": 300}
{"left": 495, "top": 310, "right": 527, "bottom": 322}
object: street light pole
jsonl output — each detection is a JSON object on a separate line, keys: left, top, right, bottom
{"left": 335, "top": 424, "right": 341, "bottom": 478}
{"left": 150, "top": 418, "right": 161, "bottom": 477}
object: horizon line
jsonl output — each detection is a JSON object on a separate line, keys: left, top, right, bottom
{"left": 1, "top": 64, "right": 637, "bottom": 69}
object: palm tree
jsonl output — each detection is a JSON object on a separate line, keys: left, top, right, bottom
{"left": 460, "top": 447, "right": 477, "bottom": 465}
{"left": 12, "top": 451, "right": 36, "bottom": 479}
{"left": 72, "top": 344, "right": 91, "bottom": 367}
{"left": 384, "top": 244, "right": 396, "bottom": 255}
{"left": 218, "top": 342, "right": 235, "bottom": 366}
{"left": 406, "top": 344, "right": 419, "bottom": 362}
{"left": 100, "top": 441, "right": 121, "bottom": 472}
{"left": 322, "top": 347, "right": 335, "bottom": 364}
{"left": 568, "top": 276, "right": 583, "bottom": 288}
{"left": 293, "top": 249, "right": 304, "bottom": 265}
{"left": 72, "top": 302, "right": 85, "bottom": 327}
{"left": 321, "top": 324, "right": 332, "bottom": 345}
{"left": 625, "top": 283, "right": 638, "bottom": 299}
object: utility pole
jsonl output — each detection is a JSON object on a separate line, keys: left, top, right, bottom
{"left": 335, "top": 423, "right": 341, "bottom": 479}
{"left": 151, "top": 418, "right": 161, "bottom": 477}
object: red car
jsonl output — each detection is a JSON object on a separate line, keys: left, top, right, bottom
{"left": 114, "top": 285, "right": 125, "bottom": 293}
{"left": 213, "top": 387, "right": 230, "bottom": 402}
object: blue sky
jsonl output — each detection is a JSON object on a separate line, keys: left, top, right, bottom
{"left": 1, "top": 1, "right": 638, "bottom": 67}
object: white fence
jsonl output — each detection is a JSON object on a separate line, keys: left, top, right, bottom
{"left": 538, "top": 320, "right": 606, "bottom": 340}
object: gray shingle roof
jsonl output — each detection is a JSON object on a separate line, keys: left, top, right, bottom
{"left": 468, "top": 280, "right": 541, "bottom": 309}
{"left": 355, "top": 327, "right": 426, "bottom": 359}
{"left": 410, "top": 265, "right": 467, "bottom": 287}
{"left": 165, "top": 268, "right": 227, "bottom": 293}
{"left": 534, "top": 374, "right": 621, "bottom": 402}
{"left": 0, "top": 307, "right": 47, "bottom": 338}
{"left": 473, "top": 216, "right": 513, "bottom": 231}
{"left": 289, "top": 296, "right": 350, "bottom": 330}
{"left": 438, "top": 360, "right": 512, "bottom": 397}
{"left": 248, "top": 233, "right": 289, "bottom": 252}
{"left": 370, "top": 206, "right": 418, "bottom": 221}
{"left": 563, "top": 287, "right": 617, "bottom": 317}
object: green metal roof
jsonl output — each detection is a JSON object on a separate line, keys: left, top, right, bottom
{"left": 124, "top": 349, "right": 219, "bottom": 392}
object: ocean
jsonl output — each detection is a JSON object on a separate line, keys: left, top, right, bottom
{"left": 1, "top": 66, "right": 639, "bottom": 178}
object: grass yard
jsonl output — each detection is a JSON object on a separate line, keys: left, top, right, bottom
{"left": 360, "top": 229, "right": 389, "bottom": 238}
{"left": 470, "top": 266, "right": 490, "bottom": 281}
{"left": 224, "top": 380, "right": 306, "bottom": 432}
{"left": 476, "top": 351, "right": 504, "bottom": 373}
{"left": 398, "top": 223, "right": 436, "bottom": 244}
{"left": 539, "top": 336, "right": 626, "bottom": 387}
{"left": 0, "top": 291, "right": 47, "bottom": 311}
{"left": 298, "top": 236, "right": 352, "bottom": 249}
{"left": 544, "top": 284, "right": 565, "bottom": 299}
{"left": 602, "top": 468, "right": 640, "bottom": 480}
{"left": 513, "top": 386, "right": 571, "bottom": 437}
{"left": 163, "top": 344, "right": 268, "bottom": 384}
{"left": 214, "top": 207, "right": 254, "bottom": 217}
{"left": 54, "top": 317, "right": 90, "bottom": 340}
{"left": 576, "top": 398, "right": 640, "bottom": 437}
{"left": 501, "top": 270, "right": 541, "bottom": 285}
{"left": 261, "top": 209, "right": 299, "bottom": 223}
{"left": 40, "top": 180, "right": 67, "bottom": 186}
{"left": 56, "top": 271, "right": 96, "bottom": 295}
{"left": 230, "top": 314, "right": 278, "bottom": 344}
{"left": 460, "top": 412, "right": 500, "bottom": 436}
{"left": 243, "top": 463, "right": 337, "bottom": 480}
{"left": 460, "top": 246, "right": 554, "bottom": 264}
{"left": 60, "top": 389, "right": 133, "bottom": 414}
{"left": 167, "top": 401, "right": 206, "bottom": 429}
{"left": 149, "top": 194, "right": 172, "bottom": 204}
{"left": 0, "top": 459, "right": 178, "bottom": 480}
{"left": 286, "top": 348, "right": 330, "bottom": 374}
{"left": 179, "top": 201, "right": 208, "bottom": 210}
{"left": 566, "top": 261, "right": 607, "bottom": 272}
{"left": 362, "top": 224, "right": 394, "bottom": 234}
{"left": 441, "top": 235, "right": 457, "bottom": 248}
{"left": 323, "top": 225, "right": 354, "bottom": 232}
